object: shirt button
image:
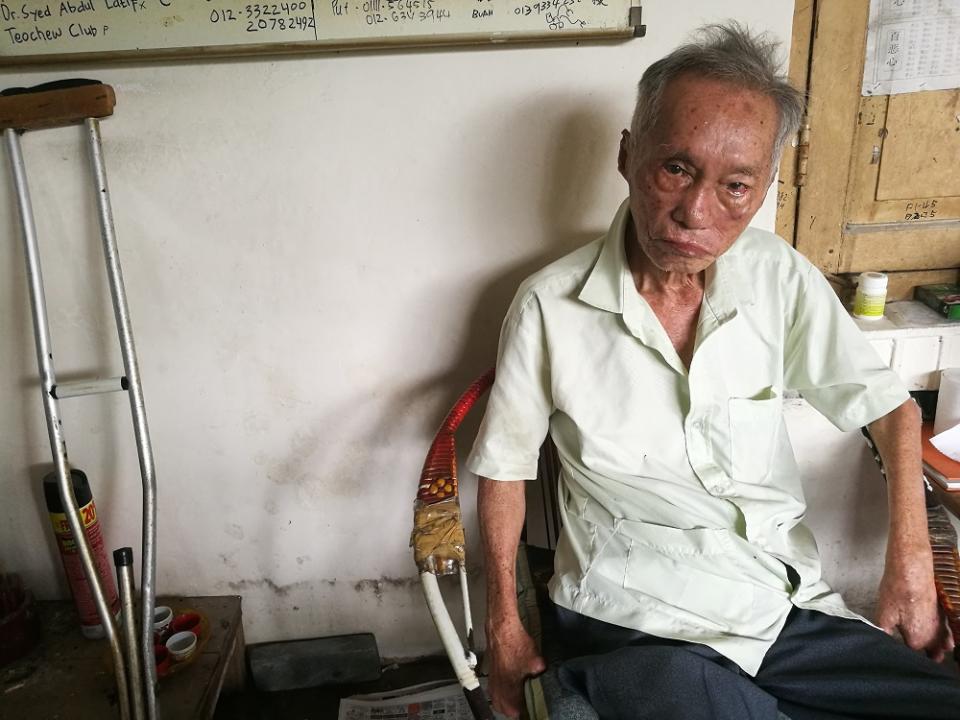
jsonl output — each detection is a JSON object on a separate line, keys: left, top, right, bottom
{"left": 711, "top": 484, "right": 724, "bottom": 494}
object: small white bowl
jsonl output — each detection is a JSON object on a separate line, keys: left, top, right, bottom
{"left": 153, "top": 605, "right": 173, "bottom": 633}
{"left": 165, "top": 630, "right": 197, "bottom": 661}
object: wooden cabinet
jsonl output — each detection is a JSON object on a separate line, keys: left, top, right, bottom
{"left": 777, "top": 1, "right": 960, "bottom": 300}
{"left": 0, "top": 596, "right": 244, "bottom": 719}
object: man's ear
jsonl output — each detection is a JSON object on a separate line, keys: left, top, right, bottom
{"left": 617, "top": 130, "right": 631, "bottom": 177}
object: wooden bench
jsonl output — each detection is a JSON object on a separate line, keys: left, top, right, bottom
{"left": 0, "top": 595, "right": 244, "bottom": 719}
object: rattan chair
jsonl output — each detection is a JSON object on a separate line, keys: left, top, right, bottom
{"left": 861, "top": 427, "right": 960, "bottom": 663}
{"left": 412, "top": 370, "right": 960, "bottom": 720}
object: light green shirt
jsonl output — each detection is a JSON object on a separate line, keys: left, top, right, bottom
{"left": 466, "top": 199, "right": 909, "bottom": 675}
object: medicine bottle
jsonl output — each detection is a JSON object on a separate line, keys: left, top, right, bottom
{"left": 853, "top": 272, "right": 887, "bottom": 320}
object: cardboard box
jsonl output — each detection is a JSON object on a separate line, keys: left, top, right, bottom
{"left": 914, "top": 283, "right": 960, "bottom": 321}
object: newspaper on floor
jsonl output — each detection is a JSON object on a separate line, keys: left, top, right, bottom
{"left": 338, "top": 679, "right": 504, "bottom": 720}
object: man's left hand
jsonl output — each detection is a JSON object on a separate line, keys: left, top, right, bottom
{"left": 876, "top": 545, "right": 954, "bottom": 661}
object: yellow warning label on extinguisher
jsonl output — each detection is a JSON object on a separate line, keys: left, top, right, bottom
{"left": 47, "top": 498, "right": 118, "bottom": 627}
{"left": 49, "top": 500, "right": 97, "bottom": 532}
{"left": 49, "top": 501, "right": 98, "bottom": 551}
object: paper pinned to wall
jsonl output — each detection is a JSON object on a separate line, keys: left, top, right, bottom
{"left": 862, "top": 0, "right": 960, "bottom": 96}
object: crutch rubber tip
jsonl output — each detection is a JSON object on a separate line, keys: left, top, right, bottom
{"left": 113, "top": 547, "right": 134, "bottom": 567}
{"left": 463, "top": 685, "right": 495, "bottom": 720}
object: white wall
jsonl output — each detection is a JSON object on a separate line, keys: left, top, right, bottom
{"left": 784, "top": 401, "right": 890, "bottom": 617}
{"left": 0, "top": 3, "right": 852, "bottom": 660}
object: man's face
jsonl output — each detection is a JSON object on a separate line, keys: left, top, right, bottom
{"left": 619, "top": 74, "right": 779, "bottom": 275}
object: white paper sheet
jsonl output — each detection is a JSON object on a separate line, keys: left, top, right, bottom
{"left": 935, "top": 368, "right": 960, "bottom": 436}
{"left": 862, "top": 0, "right": 960, "bottom": 96}
{"left": 338, "top": 680, "right": 508, "bottom": 720}
{"left": 931, "top": 423, "right": 960, "bottom": 462}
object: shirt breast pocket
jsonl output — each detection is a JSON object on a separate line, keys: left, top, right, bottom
{"left": 728, "top": 390, "right": 782, "bottom": 484}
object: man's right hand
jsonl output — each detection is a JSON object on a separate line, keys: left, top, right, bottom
{"left": 485, "top": 619, "right": 546, "bottom": 719}
{"left": 478, "top": 477, "right": 545, "bottom": 717}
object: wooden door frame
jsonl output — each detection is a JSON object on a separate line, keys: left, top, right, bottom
{"left": 775, "top": 0, "right": 959, "bottom": 299}
{"left": 774, "top": 0, "right": 816, "bottom": 247}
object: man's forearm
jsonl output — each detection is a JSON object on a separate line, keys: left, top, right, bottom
{"left": 478, "top": 476, "right": 546, "bottom": 717}
{"left": 867, "top": 399, "right": 929, "bottom": 557}
{"left": 478, "top": 477, "right": 527, "bottom": 625}
{"left": 866, "top": 398, "right": 948, "bottom": 655}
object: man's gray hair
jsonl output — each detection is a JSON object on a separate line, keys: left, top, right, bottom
{"left": 629, "top": 22, "right": 806, "bottom": 168}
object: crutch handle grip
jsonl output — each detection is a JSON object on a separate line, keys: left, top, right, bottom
{"left": 0, "top": 79, "right": 115, "bottom": 131}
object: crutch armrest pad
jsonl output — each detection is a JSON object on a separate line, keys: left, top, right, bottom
{"left": 0, "top": 81, "right": 115, "bottom": 131}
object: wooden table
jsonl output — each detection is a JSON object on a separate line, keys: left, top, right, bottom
{"left": 0, "top": 595, "right": 244, "bottom": 719}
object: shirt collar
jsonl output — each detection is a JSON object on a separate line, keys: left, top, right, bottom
{"left": 702, "top": 255, "right": 739, "bottom": 324}
{"left": 578, "top": 199, "right": 631, "bottom": 313}
{"left": 712, "top": 243, "right": 755, "bottom": 313}
{"left": 578, "top": 198, "right": 755, "bottom": 318}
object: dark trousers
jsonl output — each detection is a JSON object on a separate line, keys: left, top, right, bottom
{"left": 554, "top": 606, "right": 960, "bottom": 720}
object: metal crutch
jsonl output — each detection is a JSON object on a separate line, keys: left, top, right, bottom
{"left": 115, "top": 548, "right": 147, "bottom": 720}
{"left": 2, "top": 79, "right": 160, "bottom": 720}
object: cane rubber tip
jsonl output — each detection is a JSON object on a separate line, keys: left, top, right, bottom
{"left": 113, "top": 547, "right": 134, "bottom": 566}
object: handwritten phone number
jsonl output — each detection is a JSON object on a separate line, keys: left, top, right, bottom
{"left": 246, "top": 14, "right": 316, "bottom": 32}
{"left": 245, "top": 2, "right": 310, "bottom": 20}
{"left": 365, "top": 11, "right": 448, "bottom": 24}
{"left": 208, "top": 4, "right": 316, "bottom": 32}
{"left": 516, "top": 0, "right": 580, "bottom": 13}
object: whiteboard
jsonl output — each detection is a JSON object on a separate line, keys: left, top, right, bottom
{"left": 0, "top": 0, "right": 642, "bottom": 65}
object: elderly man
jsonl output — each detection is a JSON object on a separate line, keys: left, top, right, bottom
{"left": 467, "top": 24, "right": 960, "bottom": 720}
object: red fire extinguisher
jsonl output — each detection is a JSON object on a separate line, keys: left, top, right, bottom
{"left": 43, "top": 468, "right": 120, "bottom": 639}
